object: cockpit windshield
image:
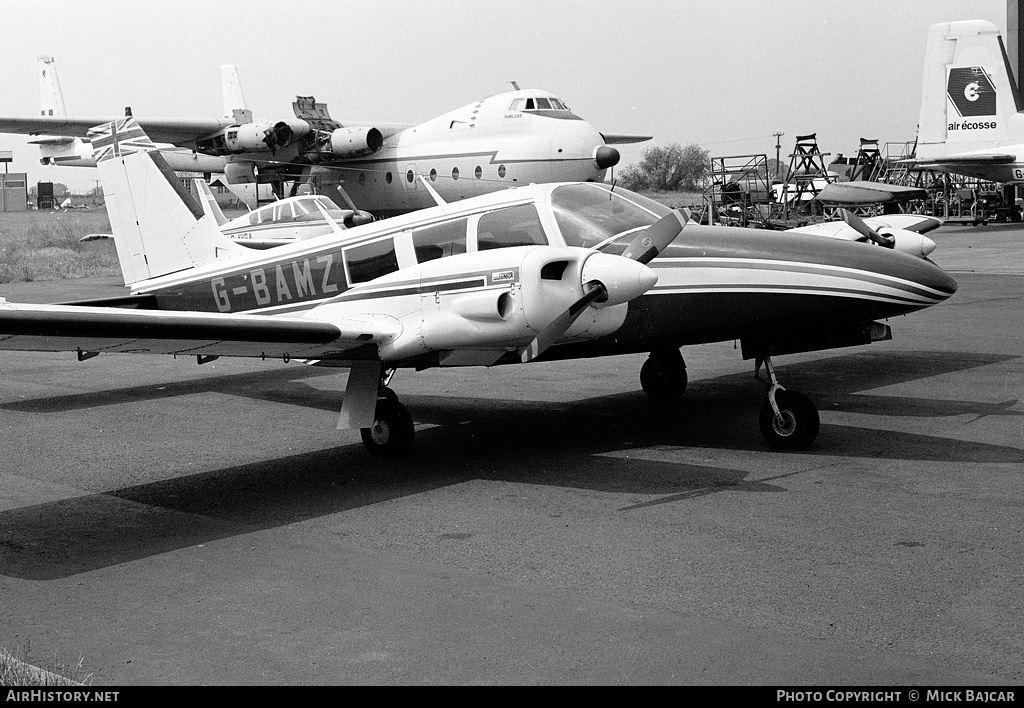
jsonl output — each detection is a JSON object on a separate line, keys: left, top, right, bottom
{"left": 508, "top": 97, "right": 571, "bottom": 112}
{"left": 550, "top": 184, "right": 672, "bottom": 250}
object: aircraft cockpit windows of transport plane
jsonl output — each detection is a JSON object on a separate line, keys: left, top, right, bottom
{"left": 509, "top": 97, "right": 570, "bottom": 112}
{"left": 476, "top": 204, "right": 547, "bottom": 250}
{"left": 551, "top": 184, "right": 671, "bottom": 250}
{"left": 412, "top": 218, "right": 468, "bottom": 263}
{"left": 344, "top": 237, "right": 400, "bottom": 284}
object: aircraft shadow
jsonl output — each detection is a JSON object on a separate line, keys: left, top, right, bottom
{"left": 0, "top": 349, "right": 1021, "bottom": 580}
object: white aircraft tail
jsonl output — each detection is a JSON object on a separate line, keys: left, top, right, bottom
{"left": 89, "top": 117, "right": 248, "bottom": 285}
{"left": 38, "top": 55, "right": 67, "bottom": 117}
{"left": 916, "top": 20, "right": 1024, "bottom": 158}
{"left": 220, "top": 64, "right": 252, "bottom": 123}
{"left": 192, "top": 178, "right": 229, "bottom": 226}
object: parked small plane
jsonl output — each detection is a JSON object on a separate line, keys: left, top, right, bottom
{"left": 911, "top": 19, "right": 1024, "bottom": 184}
{"left": 3, "top": 58, "right": 649, "bottom": 213}
{"left": 192, "top": 179, "right": 373, "bottom": 249}
{"left": 0, "top": 118, "right": 957, "bottom": 456}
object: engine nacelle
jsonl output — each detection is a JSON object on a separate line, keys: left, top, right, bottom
{"left": 224, "top": 120, "right": 312, "bottom": 153}
{"left": 325, "top": 127, "right": 384, "bottom": 158}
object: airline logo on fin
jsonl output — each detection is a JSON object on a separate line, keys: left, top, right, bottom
{"left": 947, "top": 67, "right": 997, "bottom": 117}
{"left": 86, "top": 117, "right": 157, "bottom": 162}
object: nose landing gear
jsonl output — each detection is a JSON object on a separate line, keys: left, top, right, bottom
{"left": 755, "top": 356, "right": 819, "bottom": 450}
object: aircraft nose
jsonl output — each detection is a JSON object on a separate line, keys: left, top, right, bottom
{"left": 594, "top": 146, "right": 620, "bottom": 169}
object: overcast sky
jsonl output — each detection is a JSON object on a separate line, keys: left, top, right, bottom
{"left": 0, "top": 0, "right": 1009, "bottom": 191}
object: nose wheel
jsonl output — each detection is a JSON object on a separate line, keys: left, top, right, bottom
{"left": 755, "top": 357, "right": 819, "bottom": 450}
{"left": 361, "top": 392, "right": 415, "bottom": 457}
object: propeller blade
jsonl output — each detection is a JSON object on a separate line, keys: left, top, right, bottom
{"left": 839, "top": 208, "right": 895, "bottom": 248}
{"left": 621, "top": 208, "right": 690, "bottom": 264}
{"left": 520, "top": 282, "right": 605, "bottom": 363}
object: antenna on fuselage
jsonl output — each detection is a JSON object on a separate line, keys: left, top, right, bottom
{"left": 510, "top": 81, "right": 520, "bottom": 90}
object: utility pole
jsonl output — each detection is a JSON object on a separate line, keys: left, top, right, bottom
{"left": 773, "top": 132, "right": 785, "bottom": 178}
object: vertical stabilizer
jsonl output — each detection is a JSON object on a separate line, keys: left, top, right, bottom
{"left": 88, "top": 118, "right": 248, "bottom": 285}
{"left": 220, "top": 64, "right": 252, "bottom": 123}
{"left": 192, "top": 178, "right": 229, "bottom": 226}
{"left": 917, "top": 20, "right": 1024, "bottom": 157}
{"left": 37, "top": 55, "right": 66, "bottom": 117}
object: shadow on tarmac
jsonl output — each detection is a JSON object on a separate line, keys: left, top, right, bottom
{"left": 1, "top": 349, "right": 1021, "bottom": 580}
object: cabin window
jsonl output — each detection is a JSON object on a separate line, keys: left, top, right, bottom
{"left": 407, "top": 170, "right": 415, "bottom": 183}
{"left": 477, "top": 204, "right": 547, "bottom": 251}
{"left": 385, "top": 172, "right": 393, "bottom": 184}
{"left": 345, "top": 237, "right": 400, "bottom": 284}
{"left": 474, "top": 166, "right": 482, "bottom": 179}
{"left": 429, "top": 168, "right": 437, "bottom": 181}
{"left": 452, "top": 167, "right": 460, "bottom": 180}
{"left": 359, "top": 173, "right": 366, "bottom": 185}
{"left": 498, "top": 165, "right": 506, "bottom": 178}
{"left": 412, "top": 218, "right": 468, "bottom": 263}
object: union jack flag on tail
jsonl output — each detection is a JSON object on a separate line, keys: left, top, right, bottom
{"left": 87, "top": 117, "right": 157, "bottom": 162}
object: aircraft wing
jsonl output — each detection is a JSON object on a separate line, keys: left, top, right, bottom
{"left": 910, "top": 153, "right": 1017, "bottom": 166}
{"left": 600, "top": 133, "right": 653, "bottom": 145}
{"left": 0, "top": 115, "right": 233, "bottom": 144}
{"left": 0, "top": 301, "right": 398, "bottom": 360}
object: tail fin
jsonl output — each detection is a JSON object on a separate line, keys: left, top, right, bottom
{"left": 192, "top": 178, "right": 229, "bottom": 226}
{"left": 220, "top": 64, "right": 252, "bottom": 123}
{"left": 88, "top": 117, "right": 248, "bottom": 285}
{"left": 917, "top": 20, "right": 1024, "bottom": 157}
{"left": 38, "top": 55, "right": 67, "bottom": 117}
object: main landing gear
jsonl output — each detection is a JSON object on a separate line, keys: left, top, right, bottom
{"left": 755, "top": 356, "right": 819, "bottom": 450}
{"left": 360, "top": 369, "right": 415, "bottom": 458}
{"left": 640, "top": 347, "right": 688, "bottom": 402}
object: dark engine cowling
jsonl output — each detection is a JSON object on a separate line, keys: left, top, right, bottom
{"left": 225, "top": 120, "right": 312, "bottom": 153}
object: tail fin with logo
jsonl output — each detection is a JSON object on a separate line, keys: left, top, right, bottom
{"left": 915, "top": 20, "right": 1024, "bottom": 182}
{"left": 89, "top": 117, "right": 248, "bottom": 285}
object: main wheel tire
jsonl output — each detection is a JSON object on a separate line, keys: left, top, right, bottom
{"left": 361, "top": 398, "right": 415, "bottom": 457}
{"left": 640, "top": 352, "right": 688, "bottom": 403}
{"left": 758, "top": 390, "right": 820, "bottom": 450}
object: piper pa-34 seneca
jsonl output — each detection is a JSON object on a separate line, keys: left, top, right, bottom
{"left": 0, "top": 119, "right": 957, "bottom": 456}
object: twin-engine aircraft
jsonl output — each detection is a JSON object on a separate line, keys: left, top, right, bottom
{"left": 0, "top": 118, "right": 957, "bottom": 456}
{"left": 911, "top": 19, "right": 1024, "bottom": 183}
{"left": 5, "top": 57, "right": 648, "bottom": 213}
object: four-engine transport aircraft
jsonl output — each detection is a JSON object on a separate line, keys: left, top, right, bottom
{"left": 0, "top": 118, "right": 957, "bottom": 456}
{"left": 2, "top": 58, "right": 649, "bottom": 213}
{"left": 911, "top": 19, "right": 1024, "bottom": 184}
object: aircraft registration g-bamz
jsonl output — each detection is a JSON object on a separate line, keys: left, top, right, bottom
{"left": 911, "top": 20, "right": 1024, "bottom": 183}
{"left": 0, "top": 118, "right": 957, "bottom": 456}
{"left": 4, "top": 58, "right": 648, "bottom": 213}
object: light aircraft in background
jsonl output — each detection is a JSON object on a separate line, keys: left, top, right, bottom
{"left": 192, "top": 179, "right": 372, "bottom": 249}
{"left": 2, "top": 58, "right": 650, "bottom": 212}
{"left": 0, "top": 118, "right": 956, "bottom": 456}
{"left": 910, "top": 20, "right": 1024, "bottom": 184}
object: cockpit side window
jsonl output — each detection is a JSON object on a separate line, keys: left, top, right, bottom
{"left": 509, "top": 99, "right": 525, "bottom": 111}
{"left": 551, "top": 184, "right": 670, "bottom": 249}
{"left": 412, "top": 218, "right": 468, "bottom": 263}
{"left": 477, "top": 204, "right": 547, "bottom": 250}
{"left": 525, "top": 98, "right": 535, "bottom": 110}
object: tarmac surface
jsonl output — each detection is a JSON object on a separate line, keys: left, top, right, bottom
{"left": 0, "top": 222, "right": 1021, "bottom": 685}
